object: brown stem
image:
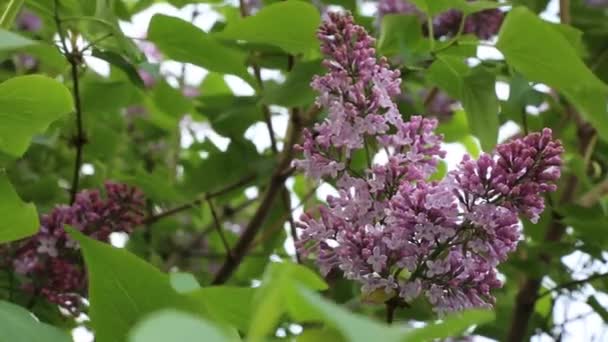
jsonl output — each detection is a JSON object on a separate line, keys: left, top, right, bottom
{"left": 559, "top": 0, "right": 570, "bottom": 25}
{"left": 385, "top": 297, "right": 402, "bottom": 324}
{"left": 54, "top": 0, "right": 86, "bottom": 205}
{"left": 143, "top": 175, "right": 255, "bottom": 225}
{"left": 207, "top": 198, "right": 233, "bottom": 260}
{"left": 211, "top": 105, "right": 319, "bottom": 284}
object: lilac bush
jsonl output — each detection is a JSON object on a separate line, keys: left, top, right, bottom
{"left": 295, "top": 12, "right": 563, "bottom": 314}
{"left": 4, "top": 182, "right": 145, "bottom": 314}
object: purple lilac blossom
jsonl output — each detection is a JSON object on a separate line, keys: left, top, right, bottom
{"left": 377, "top": 0, "right": 504, "bottom": 40}
{"left": 295, "top": 12, "right": 563, "bottom": 314}
{"left": 16, "top": 9, "right": 42, "bottom": 32}
{"left": 6, "top": 182, "right": 145, "bottom": 315}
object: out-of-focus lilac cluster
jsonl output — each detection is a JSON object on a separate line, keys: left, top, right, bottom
{"left": 378, "top": 0, "right": 504, "bottom": 40}
{"left": 295, "top": 12, "right": 563, "bottom": 314}
{"left": 16, "top": 9, "right": 42, "bottom": 32}
{"left": 15, "top": 9, "right": 42, "bottom": 71}
{"left": 585, "top": 0, "right": 608, "bottom": 7}
{"left": 5, "top": 182, "right": 145, "bottom": 315}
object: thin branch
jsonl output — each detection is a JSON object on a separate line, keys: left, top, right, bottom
{"left": 578, "top": 177, "right": 608, "bottom": 208}
{"left": 559, "top": 0, "right": 571, "bottom": 25}
{"left": 0, "top": 0, "right": 24, "bottom": 29}
{"left": 536, "top": 272, "right": 608, "bottom": 300}
{"left": 207, "top": 198, "right": 233, "bottom": 260}
{"left": 142, "top": 175, "right": 255, "bottom": 225}
{"left": 247, "top": 0, "right": 300, "bottom": 262}
{"left": 536, "top": 273, "right": 608, "bottom": 300}
{"left": 79, "top": 32, "right": 113, "bottom": 53}
{"left": 250, "top": 185, "right": 317, "bottom": 251}
{"left": 423, "top": 87, "right": 439, "bottom": 109}
{"left": 212, "top": 105, "right": 319, "bottom": 284}
{"left": 54, "top": 0, "right": 86, "bottom": 205}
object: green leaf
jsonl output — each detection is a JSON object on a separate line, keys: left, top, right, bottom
{"left": 0, "top": 29, "right": 37, "bottom": 51}
{"left": 201, "top": 73, "right": 232, "bottom": 96}
{"left": 0, "top": 172, "right": 39, "bottom": 243}
{"left": 400, "top": 309, "right": 496, "bottom": 341}
{"left": 497, "top": 7, "right": 608, "bottom": 141}
{"left": 291, "top": 287, "right": 403, "bottom": 342}
{"left": 378, "top": 14, "right": 428, "bottom": 61}
{"left": 152, "top": 81, "right": 193, "bottom": 117}
{"left": 262, "top": 60, "right": 324, "bottom": 107}
{"left": 188, "top": 286, "right": 256, "bottom": 332}
{"left": 217, "top": 1, "right": 321, "bottom": 55}
{"left": 461, "top": 68, "right": 499, "bottom": 151}
{"left": 437, "top": 110, "right": 469, "bottom": 142}
{"left": 148, "top": 14, "right": 249, "bottom": 79}
{"left": 92, "top": 48, "right": 145, "bottom": 88}
{"left": 291, "top": 286, "right": 495, "bottom": 342}
{"left": 170, "top": 272, "right": 201, "bottom": 294}
{"left": 0, "top": 301, "right": 71, "bottom": 342}
{"left": 427, "top": 55, "right": 469, "bottom": 99}
{"left": 197, "top": 95, "right": 263, "bottom": 137}
{"left": 81, "top": 78, "right": 139, "bottom": 114}
{"left": 457, "top": 0, "right": 504, "bottom": 15}
{"left": 248, "top": 262, "right": 327, "bottom": 340}
{"left": 66, "top": 228, "right": 202, "bottom": 342}
{"left": 0, "top": 75, "right": 73, "bottom": 158}
{"left": 409, "top": 0, "right": 457, "bottom": 16}
{"left": 128, "top": 310, "right": 237, "bottom": 342}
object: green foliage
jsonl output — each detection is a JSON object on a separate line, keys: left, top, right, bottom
{"left": 0, "top": 300, "right": 71, "bottom": 342}
{"left": 461, "top": 67, "right": 500, "bottom": 151}
{"left": 217, "top": 1, "right": 321, "bottom": 55}
{"left": 148, "top": 14, "right": 249, "bottom": 79}
{"left": 67, "top": 228, "right": 204, "bottom": 342}
{"left": 128, "top": 310, "right": 238, "bottom": 342}
{"left": 1, "top": 1, "right": 607, "bottom": 341}
{"left": 0, "top": 173, "right": 38, "bottom": 243}
{"left": 0, "top": 28, "right": 36, "bottom": 50}
{"left": 0, "top": 75, "right": 73, "bottom": 158}
{"left": 497, "top": 7, "right": 608, "bottom": 141}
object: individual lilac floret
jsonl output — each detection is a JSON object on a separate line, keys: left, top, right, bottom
{"left": 8, "top": 182, "right": 145, "bottom": 314}
{"left": 296, "top": 11, "right": 563, "bottom": 315}
{"left": 16, "top": 9, "right": 42, "bottom": 32}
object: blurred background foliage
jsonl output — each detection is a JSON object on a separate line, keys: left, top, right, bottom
{"left": 0, "top": 0, "right": 608, "bottom": 341}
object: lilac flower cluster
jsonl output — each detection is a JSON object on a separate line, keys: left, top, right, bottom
{"left": 295, "top": 12, "right": 563, "bottom": 314}
{"left": 378, "top": 0, "right": 504, "bottom": 40}
{"left": 16, "top": 9, "right": 42, "bottom": 32}
{"left": 6, "top": 182, "right": 145, "bottom": 314}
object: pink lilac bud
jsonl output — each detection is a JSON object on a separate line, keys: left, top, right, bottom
{"left": 182, "top": 86, "right": 200, "bottom": 98}
{"left": 296, "top": 12, "right": 563, "bottom": 315}
{"left": 6, "top": 182, "right": 144, "bottom": 315}
{"left": 138, "top": 69, "right": 156, "bottom": 88}
{"left": 16, "top": 9, "right": 42, "bottom": 32}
